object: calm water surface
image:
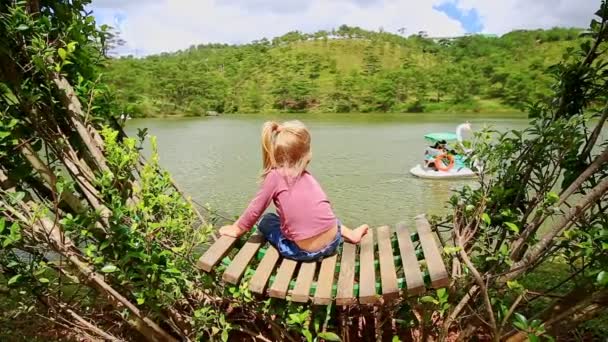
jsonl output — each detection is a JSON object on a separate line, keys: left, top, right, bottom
{"left": 126, "top": 113, "right": 527, "bottom": 228}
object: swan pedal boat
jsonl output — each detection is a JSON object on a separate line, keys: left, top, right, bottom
{"left": 409, "top": 164, "right": 477, "bottom": 179}
{"left": 410, "top": 124, "right": 478, "bottom": 179}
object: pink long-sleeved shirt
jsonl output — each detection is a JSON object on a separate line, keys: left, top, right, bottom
{"left": 236, "top": 169, "right": 337, "bottom": 241}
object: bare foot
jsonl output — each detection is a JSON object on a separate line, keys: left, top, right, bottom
{"left": 342, "top": 224, "right": 369, "bottom": 244}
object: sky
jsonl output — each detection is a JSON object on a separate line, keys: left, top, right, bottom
{"left": 90, "top": 0, "right": 600, "bottom": 56}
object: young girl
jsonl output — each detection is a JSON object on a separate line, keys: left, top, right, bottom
{"left": 219, "top": 120, "right": 369, "bottom": 261}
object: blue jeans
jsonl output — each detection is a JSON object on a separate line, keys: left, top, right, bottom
{"left": 257, "top": 213, "right": 342, "bottom": 261}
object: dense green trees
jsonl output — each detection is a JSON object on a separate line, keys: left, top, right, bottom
{"left": 104, "top": 26, "right": 582, "bottom": 117}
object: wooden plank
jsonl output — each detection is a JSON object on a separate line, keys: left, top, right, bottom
{"left": 313, "top": 254, "right": 337, "bottom": 305}
{"left": 395, "top": 222, "right": 425, "bottom": 295}
{"left": 269, "top": 259, "right": 298, "bottom": 299}
{"left": 335, "top": 242, "right": 357, "bottom": 306}
{"left": 249, "top": 245, "right": 280, "bottom": 294}
{"left": 291, "top": 261, "right": 317, "bottom": 303}
{"left": 196, "top": 235, "right": 238, "bottom": 272}
{"left": 222, "top": 234, "right": 264, "bottom": 284}
{"left": 377, "top": 226, "right": 399, "bottom": 301}
{"left": 358, "top": 228, "right": 377, "bottom": 304}
{"left": 415, "top": 215, "right": 449, "bottom": 288}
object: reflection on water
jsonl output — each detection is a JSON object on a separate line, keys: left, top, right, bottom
{"left": 126, "top": 113, "right": 527, "bottom": 228}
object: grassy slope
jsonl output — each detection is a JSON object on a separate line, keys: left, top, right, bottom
{"left": 104, "top": 29, "right": 581, "bottom": 117}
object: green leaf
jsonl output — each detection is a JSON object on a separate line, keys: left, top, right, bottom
{"left": 101, "top": 265, "right": 118, "bottom": 273}
{"left": 302, "top": 329, "right": 313, "bottom": 342}
{"left": 9, "top": 191, "right": 25, "bottom": 204}
{"left": 437, "top": 288, "right": 448, "bottom": 301}
{"left": 55, "top": 181, "right": 64, "bottom": 195}
{"left": 9, "top": 222, "right": 20, "bottom": 239}
{"left": 420, "top": 296, "right": 438, "bottom": 304}
{"left": 67, "top": 42, "right": 78, "bottom": 53}
{"left": 317, "top": 331, "right": 341, "bottom": 341}
{"left": 137, "top": 297, "right": 145, "bottom": 305}
{"left": 211, "top": 327, "right": 219, "bottom": 336}
{"left": 505, "top": 222, "right": 519, "bottom": 234}
{"left": 58, "top": 48, "right": 67, "bottom": 61}
{"left": 443, "top": 246, "right": 461, "bottom": 254}
{"left": 16, "top": 24, "right": 29, "bottom": 31}
{"left": 221, "top": 329, "right": 229, "bottom": 342}
{"left": 527, "top": 334, "right": 539, "bottom": 342}
{"left": 38, "top": 278, "right": 49, "bottom": 284}
{"left": 2, "top": 222, "right": 21, "bottom": 247}
{"left": 481, "top": 213, "right": 491, "bottom": 225}
{"left": 8, "top": 274, "right": 21, "bottom": 285}
{"left": 597, "top": 271, "right": 608, "bottom": 286}
{"left": 0, "top": 218, "right": 5, "bottom": 234}
{"left": 545, "top": 191, "right": 559, "bottom": 204}
{"left": 392, "top": 337, "right": 402, "bottom": 342}
{"left": 507, "top": 280, "right": 524, "bottom": 292}
{"left": 165, "top": 268, "right": 181, "bottom": 274}
{"left": 513, "top": 312, "right": 528, "bottom": 330}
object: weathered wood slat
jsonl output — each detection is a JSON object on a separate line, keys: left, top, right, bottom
{"left": 249, "top": 245, "right": 280, "bottom": 294}
{"left": 415, "top": 215, "right": 449, "bottom": 288}
{"left": 358, "top": 228, "right": 377, "bottom": 304}
{"left": 197, "top": 235, "right": 237, "bottom": 272}
{"left": 222, "top": 234, "right": 264, "bottom": 284}
{"left": 291, "top": 261, "right": 317, "bottom": 303}
{"left": 269, "top": 259, "right": 298, "bottom": 299}
{"left": 395, "top": 222, "right": 425, "bottom": 295}
{"left": 377, "top": 226, "right": 399, "bottom": 301}
{"left": 336, "top": 242, "right": 357, "bottom": 306}
{"left": 313, "top": 254, "right": 337, "bottom": 305}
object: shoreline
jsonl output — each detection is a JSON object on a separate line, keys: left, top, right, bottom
{"left": 130, "top": 110, "right": 527, "bottom": 120}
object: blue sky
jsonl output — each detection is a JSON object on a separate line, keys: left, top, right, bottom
{"left": 434, "top": 2, "right": 483, "bottom": 33}
{"left": 90, "top": 0, "right": 598, "bottom": 56}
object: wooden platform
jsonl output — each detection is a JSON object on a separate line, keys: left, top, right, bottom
{"left": 197, "top": 216, "right": 449, "bottom": 305}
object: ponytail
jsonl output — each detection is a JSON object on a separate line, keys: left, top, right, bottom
{"left": 260, "top": 120, "right": 311, "bottom": 180}
{"left": 261, "top": 121, "right": 279, "bottom": 178}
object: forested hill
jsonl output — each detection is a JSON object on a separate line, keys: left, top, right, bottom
{"left": 104, "top": 26, "right": 583, "bottom": 117}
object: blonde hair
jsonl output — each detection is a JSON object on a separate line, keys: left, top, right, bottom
{"left": 261, "top": 120, "right": 311, "bottom": 179}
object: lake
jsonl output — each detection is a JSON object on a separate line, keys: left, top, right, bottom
{"left": 126, "top": 113, "right": 527, "bottom": 229}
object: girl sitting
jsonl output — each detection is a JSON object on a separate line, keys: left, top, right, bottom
{"left": 219, "top": 120, "right": 369, "bottom": 261}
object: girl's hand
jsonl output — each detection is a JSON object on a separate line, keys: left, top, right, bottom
{"left": 219, "top": 224, "right": 247, "bottom": 238}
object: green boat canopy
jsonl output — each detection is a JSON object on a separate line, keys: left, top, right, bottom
{"left": 424, "top": 132, "right": 458, "bottom": 142}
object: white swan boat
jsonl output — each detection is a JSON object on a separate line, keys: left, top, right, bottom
{"left": 409, "top": 164, "right": 477, "bottom": 179}
{"left": 410, "top": 123, "right": 478, "bottom": 179}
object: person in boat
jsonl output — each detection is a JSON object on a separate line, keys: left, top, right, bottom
{"left": 424, "top": 140, "right": 447, "bottom": 171}
{"left": 219, "top": 120, "right": 369, "bottom": 261}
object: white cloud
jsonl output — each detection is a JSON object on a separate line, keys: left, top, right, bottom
{"left": 90, "top": 0, "right": 465, "bottom": 55}
{"left": 90, "top": 0, "right": 600, "bottom": 56}
{"left": 446, "top": 0, "right": 598, "bottom": 34}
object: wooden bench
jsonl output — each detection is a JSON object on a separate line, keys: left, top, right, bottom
{"left": 197, "top": 215, "right": 449, "bottom": 305}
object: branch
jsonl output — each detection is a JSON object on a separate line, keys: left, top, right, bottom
{"left": 50, "top": 72, "right": 109, "bottom": 173}
{"left": 507, "top": 177, "right": 608, "bottom": 280}
{"left": 0, "top": 176, "right": 177, "bottom": 342}
{"left": 559, "top": 145, "right": 608, "bottom": 205}
{"left": 580, "top": 105, "right": 608, "bottom": 161}
{"left": 498, "top": 292, "right": 525, "bottom": 335}
{"left": 20, "top": 141, "right": 85, "bottom": 213}
{"left": 454, "top": 217, "right": 498, "bottom": 341}
{"left": 442, "top": 284, "right": 479, "bottom": 332}
{"left": 237, "top": 327, "right": 272, "bottom": 342}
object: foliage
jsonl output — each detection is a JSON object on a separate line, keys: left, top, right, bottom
{"left": 2, "top": 0, "right": 607, "bottom": 341}
{"left": 437, "top": 2, "right": 608, "bottom": 341}
{"left": 103, "top": 26, "right": 584, "bottom": 116}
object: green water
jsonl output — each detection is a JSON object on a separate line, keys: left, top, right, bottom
{"left": 126, "top": 113, "right": 527, "bottom": 228}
